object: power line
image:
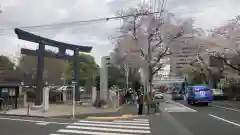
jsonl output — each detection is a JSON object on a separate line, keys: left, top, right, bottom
{"left": 0, "top": 11, "right": 160, "bottom": 34}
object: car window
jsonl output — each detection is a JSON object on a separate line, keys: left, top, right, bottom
{"left": 194, "top": 88, "right": 210, "bottom": 92}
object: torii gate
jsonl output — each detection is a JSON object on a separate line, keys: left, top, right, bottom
{"left": 15, "top": 28, "right": 92, "bottom": 105}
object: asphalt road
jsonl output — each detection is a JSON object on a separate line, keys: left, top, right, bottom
{"left": 162, "top": 98, "right": 240, "bottom": 135}
{"left": 0, "top": 115, "right": 154, "bottom": 135}
{"left": 0, "top": 116, "right": 69, "bottom": 135}
{"left": 1, "top": 99, "right": 240, "bottom": 135}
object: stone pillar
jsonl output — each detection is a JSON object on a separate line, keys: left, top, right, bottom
{"left": 42, "top": 87, "right": 49, "bottom": 112}
{"left": 62, "top": 91, "right": 67, "bottom": 102}
{"left": 100, "top": 66, "right": 108, "bottom": 100}
{"left": 23, "top": 91, "right": 28, "bottom": 107}
{"left": 92, "top": 86, "right": 96, "bottom": 103}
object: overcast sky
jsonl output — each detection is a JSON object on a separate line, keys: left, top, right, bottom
{"left": 0, "top": 0, "right": 240, "bottom": 65}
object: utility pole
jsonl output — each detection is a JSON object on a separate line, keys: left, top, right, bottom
{"left": 124, "top": 64, "right": 129, "bottom": 89}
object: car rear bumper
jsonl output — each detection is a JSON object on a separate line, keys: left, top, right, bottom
{"left": 188, "top": 97, "right": 213, "bottom": 103}
{"left": 195, "top": 100, "right": 212, "bottom": 103}
{"left": 194, "top": 98, "right": 213, "bottom": 103}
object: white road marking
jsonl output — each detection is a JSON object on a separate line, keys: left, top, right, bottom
{"left": 49, "top": 134, "right": 64, "bottom": 135}
{"left": 58, "top": 129, "right": 137, "bottom": 135}
{"left": 72, "top": 122, "right": 150, "bottom": 129}
{"left": 113, "top": 120, "right": 149, "bottom": 123}
{"left": 162, "top": 100, "right": 197, "bottom": 112}
{"left": 36, "top": 122, "right": 50, "bottom": 125}
{"left": 209, "top": 114, "right": 240, "bottom": 127}
{"left": 0, "top": 117, "right": 71, "bottom": 125}
{"left": 78, "top": 120, "right": 149, "bottom": 126}
{"left": 66, "top": 125, "right": 151, "bottom": 133}
{"left": 211, "top": 105, "right": 240, "bottom": 112}
{"left": 133, "top": 119, "right": 149, "bottom": 121}
{"left": 50, "top": 119, "right": 151, "bottom": 135}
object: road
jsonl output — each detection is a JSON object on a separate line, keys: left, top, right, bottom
{"left": 0, "top": 116, "right": 79, "bottom": 135}
{"left": 1, "top": 99, "right": 240, "bottom": 135}
{"left": 0, "top": 115, "right": 154, "bottom": 135}
{"left": 159, "top": 94, "right": 240, "bottom": 135}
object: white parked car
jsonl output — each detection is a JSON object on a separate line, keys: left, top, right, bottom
{"left": 155, "top": 92, "right": 164, "bottom": 99}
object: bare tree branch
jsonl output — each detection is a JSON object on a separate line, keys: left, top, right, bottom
{"left": 151, "top": 47, "right": 170, "bottom": 68}
{"left": 140, "top": 48, "right": 145, "bottom": 57}
{"left": 151, "top": 30, "right": 183, "bottom": 53}
{"left": 152, "top": 63, "right": 164, "bottom": 76}
{"left": 151, "top": 40, "right": 163, "bottom": 52}
{"left": 196, "top": 54, "right": 212, "bottom": 74}
{"left": 214, "top": 53, "right": 240, "bottom": 72}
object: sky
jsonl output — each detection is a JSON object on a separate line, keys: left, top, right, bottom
{"left": 0, "top": 0, "right": 240, "bottom": 65}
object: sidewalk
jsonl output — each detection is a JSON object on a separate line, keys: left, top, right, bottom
{"left": 0, "top": 104, "right": 120, "bottom": 119}
{"left": 0, "top": 103, "right": 160, "bottom": 119}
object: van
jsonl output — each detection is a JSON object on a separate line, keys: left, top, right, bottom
{"left": 187, "top": 85, "right": 213, "bottom": 106}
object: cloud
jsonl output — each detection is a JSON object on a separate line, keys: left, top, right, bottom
{"left": 0, "top": 0, "right": 240, "bottom": 65}
{"left": 167, "top": 0, "right": 240, "bottom": 29}
{"left": 0, "top": 0, "right": 120, "bottom": 64}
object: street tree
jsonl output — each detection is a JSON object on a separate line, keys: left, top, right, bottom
{"left": 114, "top": 4, "right": 198, "bottom": 95}
{"left": 209, "top": 15, "right": 240, "bottom": 73}
{"left": 18, "top": 50, "right": 69, "bottom": 85}
{"left": 107, "top": 66, "right": 125, "bottom": 88}
{"left": 111, "top": 50, "right": 141, "bottom": 91}
{"left": 0, "top": 55, "right": 21, "bottom": 82}
{"left": 67, "top": 53, "right": 99, "bottom": 92}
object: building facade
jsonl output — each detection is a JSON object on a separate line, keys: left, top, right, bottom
{"left": 169, "top": 36, "right": 203, "bottom": 77}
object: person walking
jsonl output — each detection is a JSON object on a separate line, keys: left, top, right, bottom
{"left": 137, "top": 90, "right": 143, "bottom": 115}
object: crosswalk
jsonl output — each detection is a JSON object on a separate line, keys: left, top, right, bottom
{"left": 50, "top": 118, "right": 151, "bottom": 135}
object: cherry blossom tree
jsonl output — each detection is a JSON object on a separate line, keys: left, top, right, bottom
{"left": 209, "top": 15, "right": 240, "bottom": 72}
{"left": 113, "top": 3, "right": 199, "bottom": 98}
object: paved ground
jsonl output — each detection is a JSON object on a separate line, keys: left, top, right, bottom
{"left": 165, "top": 96, "right": 240, "bottom": 135}
{"left": 1, "top": 95, "right": 240, "bottom": 135}
{"left": 212, "top": 100, "right": 240, "bottom": 109}
{"left": 0, "top": 115, "right": 154, "bottom": 135}
{"left": 0, "top": 116, "right": 69, "bottom": 135}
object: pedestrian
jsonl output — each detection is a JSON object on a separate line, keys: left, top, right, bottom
{"left": 137, "top": 90, "right": 143, "bottom": 115}
{"left": 131, "top": 92, "right": 135, "bottom": 104}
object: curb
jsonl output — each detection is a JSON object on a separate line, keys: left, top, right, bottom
{"left": 0, "top": 113, "right": 50, "bottom": 119}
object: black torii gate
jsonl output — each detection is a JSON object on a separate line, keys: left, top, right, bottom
{"left": 15, "top": 28, "right": 92, "bottom": 105}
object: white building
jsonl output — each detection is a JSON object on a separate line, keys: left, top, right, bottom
{"left": 156, "top": 64, "right": 170, "bottom": 78}
{"left": 169, "top": 36, "right": 206, "bottom": 77}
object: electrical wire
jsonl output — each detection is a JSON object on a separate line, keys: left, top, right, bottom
{"left": 0, "top": 11, "right": 160, "bottom": 36}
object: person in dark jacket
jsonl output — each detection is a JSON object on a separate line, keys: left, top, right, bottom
{"left": 137, "top": 90, "right": 143, "bottom": 115}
